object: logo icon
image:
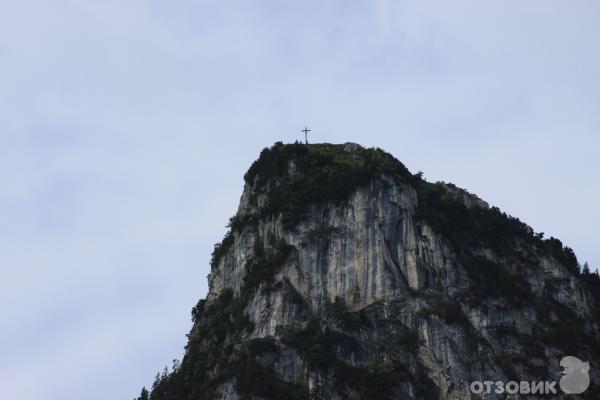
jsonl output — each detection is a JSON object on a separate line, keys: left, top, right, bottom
{"left": 559, "top": 356, "right": 590, "bottom": 394}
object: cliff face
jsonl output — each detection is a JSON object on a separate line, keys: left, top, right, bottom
{"left": 142, "top": 143, "right": 600, "bottom": 400}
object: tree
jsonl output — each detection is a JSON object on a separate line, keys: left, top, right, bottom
{"left": 583, "top": 262, "right": 591, "bottom": 275}
{"left": 139, "top": 387, "right": 149, "bottom": 400}
{"left": 152, "top": 373, "right": 161, "bottom": 390}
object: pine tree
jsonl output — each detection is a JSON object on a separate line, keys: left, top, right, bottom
{"left": 139, "top": 387, "right": 149, "bottom": 400}
{"left": 583, "top": 262, "right": 591, "bottom": 275}
{"left": 152, "top": 373, "right": 161, "bottom": 390}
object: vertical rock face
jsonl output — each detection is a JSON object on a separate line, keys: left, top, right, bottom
{"left": 141, "top": 143, "right": 600, "bottom": 400}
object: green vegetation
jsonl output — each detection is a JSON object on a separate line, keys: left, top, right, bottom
{"left": 241, "top": 238, "right": 294, "bottom": 296}
{"left": 412, "top": 290, "right": 466, "bottom": 324}
{"left": 581, "top": 263, "right": 600, "bottom": 303}
{"left": 539, "top": 300, "right": 600, "bottom": 358}
{"left": 414, "top": 179, "right": 579, "bottom": 274}
{"left": 414, "top": 178, "right": 582, "bottom": 304}
{"left": 244, "top": 142, "right": 413, "bottom": 229}
{"left": 231, "top": 343, "right": 308, "bottom": 400}
{"left": 326, "top": 296, "right": 372, "bottom": 331}
{"left": 153, "top": 292, "right": 421, "bottom": 400}
{"left": 417, "top": 295, "right": 466, "bottom": 324}
{"left": 376, "top": 315, "right": 420, "bottom": 351}
{"left": 141, "top": 288, "right": 251, "bottom": 400}
{"left": 281, "top": 317, "right": 415, "bottom": 400}
{"left": 281, "top": 318, "right": 361, "bottom": 369}
{"left": 143, "top": 289, "right": 303, "bottom": 400}
{"left": 144, "top": 234, "right": 296, "bottom": 400}
{"left": 390, "top": 325, "right": 419, "bottom": 351}
{"left": 192, "top": 288, "right": 254, "bottom": 344}
{"left": 334, "top": 363, "right": 409, "bottom": 400}
{"left": 227, "top": 213, "right": 259, "bottom": 232}
{"left": 210, "top": 230, "right": 234, "bottom": 267}
{"left": 462, "top": 256, "right": 532, "bottom": 305}
{"left": 246, "top": 337, "right": 281, "bottom": 356}
{"left": 135, "top": 387, "right": 149, "bottom": 400}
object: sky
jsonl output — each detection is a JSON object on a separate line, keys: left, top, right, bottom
{"left": 1, "top": 1, "right": 599, "bottom": 399}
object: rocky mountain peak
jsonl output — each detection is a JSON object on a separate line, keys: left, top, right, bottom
{"left": 137, "top": 142, "right": 600, "bottom": 400}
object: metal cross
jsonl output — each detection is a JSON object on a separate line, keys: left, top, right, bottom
{"left": 302, "top": 126, "right": 311, "bottom": 144}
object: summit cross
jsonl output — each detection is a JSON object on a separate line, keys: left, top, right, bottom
{"left": 302, "top": 126, "right": 311, "bottom": 144}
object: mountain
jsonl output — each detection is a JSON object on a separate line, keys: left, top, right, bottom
{"left": 135, "top": 142, "right": 600, "bottom": 399}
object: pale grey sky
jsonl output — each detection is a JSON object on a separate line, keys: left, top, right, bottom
{"left": 1, "top": 1, "right": 599, "bottom": 399}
